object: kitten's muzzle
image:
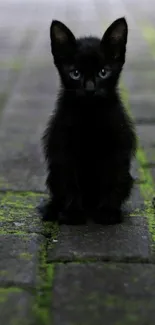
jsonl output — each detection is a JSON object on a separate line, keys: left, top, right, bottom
{"left": 85, "top": 80, "right": 95, "bottom": 93}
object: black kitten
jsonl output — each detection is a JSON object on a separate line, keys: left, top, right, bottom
{"left": 39, "top": 17, "right": 137, "bottom": 224}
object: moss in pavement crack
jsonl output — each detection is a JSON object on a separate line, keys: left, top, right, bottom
{"left": 34, "top": 222, "right": 59, "bottom": 324}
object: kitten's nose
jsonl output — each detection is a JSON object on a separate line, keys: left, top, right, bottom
{"left": 85, "top": 80, "right": 95, "bottom": 92}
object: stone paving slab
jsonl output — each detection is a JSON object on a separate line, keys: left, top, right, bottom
{"left": 124, "top": 70, "right": 155, "bottom": 96}
{"left": 52, "top": 262, "right": 155, "bottom": 325}
{"left": 136, "top": 125, "right": 155, "bottom": 148}
{"left": 127, "top": 97, "right": 155, "bottom": 123}
{"left": 127, "top": 183, "right": 145, "bottom": 212}
{"left": 0, "top": 31, "right": 37, "bottom": 98}
{"left": 16, "top": 63, "right": 58, "bottom": 98}
{"left": 47, "top": 181, "right": 147, "bottom": 263}
{"left": 0, "top": 288, "right": 34, "bottom": 325}
{"left": 0, "top": 234, "right": 44, "bottom": 286}
{"left": 0, "top": 191, "right": 47, "bottom": 292}
{"left": 0, "top": 39, "right": 57, "bottom": 192}
{"left": 0, "top": 28, "right": 37, "bottom": 61}
{"left": 48, "top": 217, "right": 150, "bottom": 263}
{"left": 0, "top": 191, "right": 48, "bottom": 234}
{"left": 0, "top": 207, "right": 43, "bottom": 235}
{"left": 0, "top": 93, "right": 54, "bottom": 191}
{"left": 0, "top": 189, "right": 52, "bottom": 324}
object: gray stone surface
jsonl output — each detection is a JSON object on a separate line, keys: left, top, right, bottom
{"left": 0, "top": 207, "right": 44, "bottom": 235}
{"left": 0, "top": 234, "right": 44, "bottom": 286}
{"left": 136, "top": 125, "right": 155, "bottom": 148}
{"left": 124, "top": 70, "right": 155, "bottom": 96}
{"left": 0, "top": 94, "right": 54, "bottom": 191}
{"left": 0, "top": 4, "right": 59, "bottom": 193}
{"left": 0, "top": 28, "right": 36, "bottom": 61}
{"left": 52, "top": 263, "right": 155, "bottom": 325}
{"left": 0, "top": 28, "right": 38, "bottom": 100}
{"left": 48, "top": 218, "right": 150, "bottom": 262}
{"left": 17, "top": 62, "right": 58, "bottom": 98}
{"left": 127, "top": 184, "right": 145, "bottom": 213}
{"left": 0, "top": 191, "right": 49, "bottom": 236}
{"left": 0, "top": 39, "right": 58, "bottom": 192}
{"left": 0, "top": 288, "right": 34, "bottom": 325}
{"left": 128, "top": 97, "right": 155, "bottom": 123}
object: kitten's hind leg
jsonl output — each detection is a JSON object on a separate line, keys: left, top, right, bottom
{"left": 37, "top": 197, "right": 59, "bottom": 222}
{"left": 93, "top": 172, "right": 133, "bottom": 225}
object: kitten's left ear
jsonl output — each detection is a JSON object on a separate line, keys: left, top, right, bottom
{"left": 101, "top": 17, "right": 128, "bottom": 59}
{"left": 50, "top": 20, "right": 76, "bottom": 58}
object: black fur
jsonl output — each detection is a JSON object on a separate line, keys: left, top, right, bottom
{"left": 39, "top": 17, "right": 137, "bottom": 224}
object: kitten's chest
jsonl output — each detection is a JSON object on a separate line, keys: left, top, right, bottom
{"left": 72, "top": 114, "right": 112, "bottom": 156}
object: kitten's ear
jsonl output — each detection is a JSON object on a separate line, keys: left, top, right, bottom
{"left": 50, "top": 20, "right": 76, "bottom": 57}
{"left": 101, "top": 17, "right": 128, "bottom": 59}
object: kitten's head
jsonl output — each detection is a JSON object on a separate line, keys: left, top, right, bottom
{"left": 50, "top": 18, "right": 128, "bottom": 97}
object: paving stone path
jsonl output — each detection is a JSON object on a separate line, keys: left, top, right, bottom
{"left": 0, "top": 0, "right": 155, "bottom": 324}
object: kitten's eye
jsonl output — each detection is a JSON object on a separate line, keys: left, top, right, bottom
{"left": 98, "top": 68, "right": 106, "bottom": 79}
{"left": 69, "top": 69, "right": 81, "bottom": 80}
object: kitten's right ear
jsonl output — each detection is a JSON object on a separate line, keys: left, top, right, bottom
{"left": 50, "top": 20, "right": 76, "bottom": 58}
{"left": 101, "top": 17, "right": 128, "bottom": 60}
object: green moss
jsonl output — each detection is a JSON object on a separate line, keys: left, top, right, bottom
{"left": 0, "top": 191, "right": 52, "bottom": 237}
{"left": 0, "top": 214, "right": 12, "bottom": 222}
{"left": 33, "top": 241, "right": 55, "bottom": 325}
{"left": 50, "top": 222, "right": 59, "bottom": 239}
{"left": 0, "top": 211, "right": 43, "bottom": 235}
{"left": 0, "top": 288, "right": 22, "bottom": 303}
{"left": 19, "top": 252, "right": 33, "bottom": 260}
{"left": 129, "top": 207, "right": 145, "bottom": 217}
{"left": 0, "top": 60, "right": 24, "bottom": 70}
{"left": 0, "top": 92, "right": 8, "bottom": 111}
{"left": 132, "top": 277, "right": 139, "bottom": 283}
{"left": 32, "top": 218, "right": 60, "bottom": 323}
{"left": 47, "top": 222, "right": 59, "bottom": 251}
{"left": 0, "top": 270, "right": 8, "bottom": 276}
{"left": 140, "top": 24, "right": 155, "bottom": 56}
{"left": 0, "top": 230, "right": 27, "bottom": 235}
{"left": 0, "top": 192, "right": 44, "bottom": 209}
{"left": 130, "top": 212, "right": 142, "bottom": 217}
{"left": 33, "top": 222, "right": 59, "bottom": 323}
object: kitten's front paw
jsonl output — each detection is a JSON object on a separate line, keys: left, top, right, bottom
{"left": 93, "top": 208, "right": 123, "bottom": 225}
{"left": 58, "top": 209, "right": 87, "bottom": 225}
{"left": 37, "top": 199, "right": 59, "bottom": 222}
